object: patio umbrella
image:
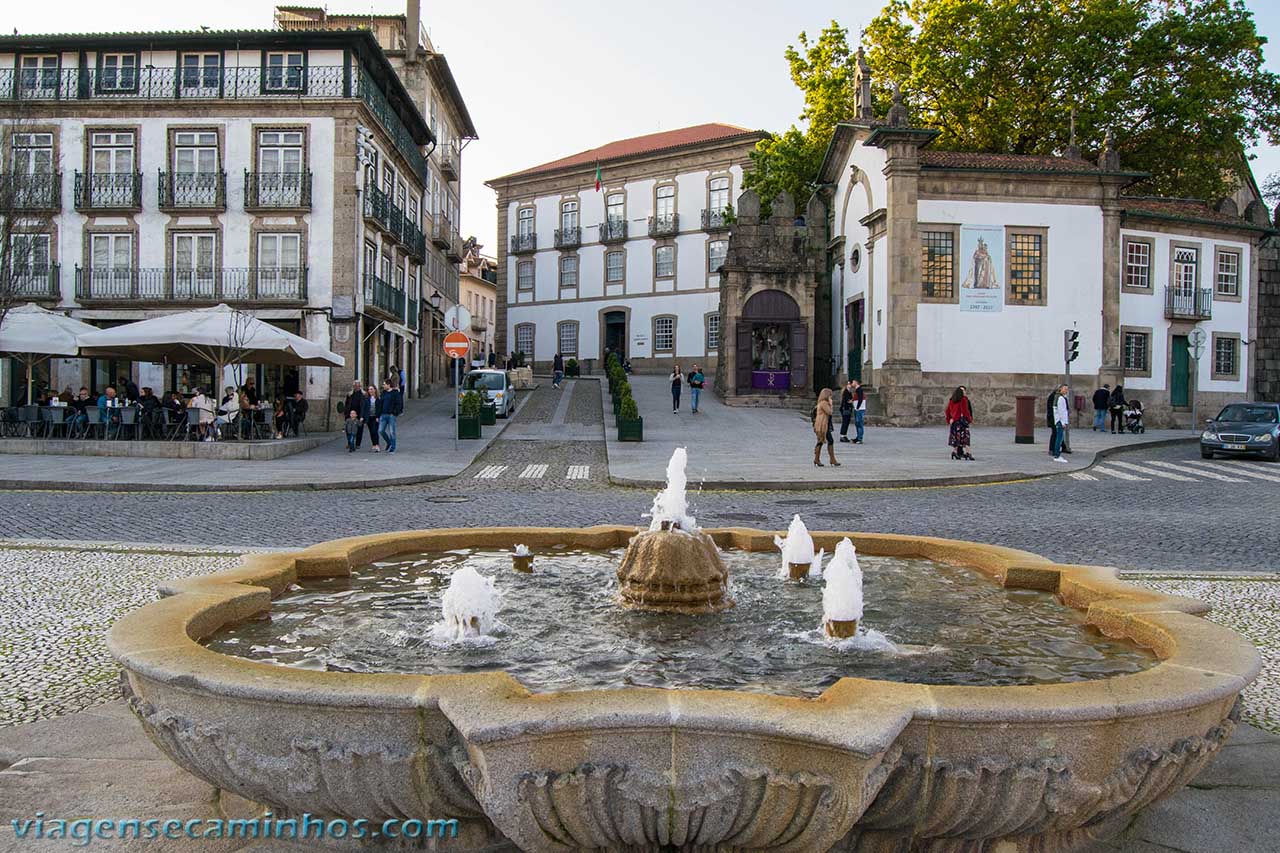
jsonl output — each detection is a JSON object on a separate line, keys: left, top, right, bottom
{"left": 76, "top": 304, "right": 343, "bottom": 394}
{"left": 0, "top": 303, "right": 99, "bottom": 404}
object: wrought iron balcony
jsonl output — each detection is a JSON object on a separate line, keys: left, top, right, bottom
{"left": 446, "top": 231, "right": 464, "bottom": 263}
{"left": 648, "top": 213, "right": 679, "bottom": 237}
{"left": 1164, "top": 287, "right": 1213, "bottom": 321}
{"left": 404, "top": 222, "right": 427, "bottom": 261}
{"left": 362, "top": 273, "right": 405, "bottom": 319}
{"left": 598, "top": 219, "right": 627, "bottom": 243}
{"left": 0, "top": 172, "right": 61, "bottom": 211}
{"left": 10, "top": 264, "right": 60, "bottom": 300}
{"left": 245, "top": 171, "right": 312, "bottom": 210}
{"left": 509, "top": 232, "right": 537, "bottom": 255}
{"left": 701, "top": 208, "right": 732, "bottom": 231}
{"left": 74, "top": 266, "right": 308, "bottom": 303}
{"left": 440, "top": 142, "right": 460, "bottom": 182}
{"left": 470, "top": 314, "right": 489, "bottom": 332}
{"left": 364, "top": 184, "right": 390, "bottom": 227}
{"left": 74, "top": 171, "right": 142, "bottom": 211}
{"left": 554, "top": 226, "right": 581, "bottom": 249}
{"left": 406, "top": 296, "right": 419, "bottom": 331}
{"left": 432, "top": 215, "right": 453, "bottom": 250}
{"left": 158, "top": 170, "right": 226, "bottom": 210}
{"left": 388, "top": 203, "right": 407, "bottom": 244}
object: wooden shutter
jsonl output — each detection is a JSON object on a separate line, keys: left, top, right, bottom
{"left": 790, "top": 322, "right": 809, "bottom": 391}
{"left": 735, "top": 323, "right": 753, "bottom": 392}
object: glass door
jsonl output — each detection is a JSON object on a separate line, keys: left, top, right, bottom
{"left": 257, "top": 131, "right": 303, "bottom": 206}
{"left": 173, "top": 233, "right": 216, "bottom": 300}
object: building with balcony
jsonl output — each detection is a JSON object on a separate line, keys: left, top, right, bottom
{"left": 459, "top": 241, "right": 496, "bottom": 364}
{"left": 0, "top": 25, "right": 436, "bottom": 418}
{"left": 486, "top": 123, "right": 766, "bottom": 372}
{"left": 275, "top": 4, "right": 477, "bottom": 392}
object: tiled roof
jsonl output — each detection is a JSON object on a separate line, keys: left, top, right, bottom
{"left": 494, "top": 123, "right": 765, "bottom": 181}
{"left": 920, "top": 150, "right": 1104, "bottom": 172}
{"left": 1121, "top": 196, "right": 1253, "bottom": 227}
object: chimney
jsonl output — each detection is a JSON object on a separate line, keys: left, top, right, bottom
{"left": 406, "top": 0, "right": 420, "bottom": 62}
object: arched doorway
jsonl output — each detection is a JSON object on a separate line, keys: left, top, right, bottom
{"left": 735, "top": 290, "right": 808, "bottom": 393}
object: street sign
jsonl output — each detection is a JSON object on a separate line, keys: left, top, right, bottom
{"left": 443, "top": 331, "right": 470, "bottom": 359}
{"left": 444, "top": 306, "right": 472, "bottom": 333}
{"left": 1189, "top": 327, "right": 1206, "bottom": 360}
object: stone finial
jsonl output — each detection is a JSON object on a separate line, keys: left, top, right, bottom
{"left": 1097, "top": 130, "right": 1121, "bottom": 170}
{"left": 887, "top": 83, "right": 909, "bottom": 127}
{"left": 1213, "top": 197, "right": 1239, "bottom": 217}
{"left": 854, "top": 47, "right": 874, "bottom": 120}
{"left": 770, "top": 191, "right": 795, "bottom": 223}
{"left": 1064, "top": 107, "right": 1082, "bottom": 160}
{"left": 737, "top": 189, "right": 761, "bottom": 223}
{"left": 1243, "top": 199, "right": 1269, "bottom": 227}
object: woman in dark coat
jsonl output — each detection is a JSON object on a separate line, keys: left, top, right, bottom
{"left": 1108, "top": 385, "right": 1127, "bottom": 434}
{"left": 945, "top": 386, "right": 974, "bottom": 460}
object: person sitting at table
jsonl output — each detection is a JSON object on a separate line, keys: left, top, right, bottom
{"left": 272, "top": 396, "right": 288, "bottom": 439}
{"left": 163, "top": 391, "right": 184, "bottom": 418}
{"left": 138, "top": 387, "right": 163, "bottom": 439}
{"left": 187, "top": 387, "right": 214, "bottom": 440}
{"left": 58, "top": 386, "right": 74, "bottom": 404}
{"left": 242, "top": 376, "right": 261, "bottom": 408}
{"left": 211, "top": 385, "right": 239, "bottom": 440}
{"left": 119, "top": 375, "right": 139, "bottom": 405}
{"left": 283, "top": 390, "right": 308, "bottom": 437}
{"left": 96, "top": 386, "right": 122, "bottom": 436}
{"left": 68, "top": 387, "right": 91, "bottom": 436}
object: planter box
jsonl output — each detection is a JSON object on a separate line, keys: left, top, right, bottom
{"left": 612, "top": 397, "right": 622, "bottom": 416}
{"left": 480, "top": 405, "right": 497, "bottom": 426}
{"left": 618, "top": 416, "right": 643, "bottom": 442}
{"left": 457, "top": 416, "right": 482, "bottom": 440}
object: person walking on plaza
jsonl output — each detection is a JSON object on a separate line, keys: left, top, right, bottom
{"left": 1108, "top": 384, "right": 1127, "bottom": 434}
{"left": 1051, "top": 383, "right": 1071, "bottom": 462}
{"left": 945, "top": 386, "right": 974, "bottom": 461}
{"left": 364, "top": 384, "right": 381, "bottom": 452}
{"left": 851, "top": 378, "right": 866, "bottom": 444}
{"left": 552, "top": 352, "right": 564, "bottom": 389}
{"left": 344, "top": 380, "right": 366, "bottom": 449}
{"left": 1092, "top": 383, "right": 1111, "bottom": 431}
{"left": 670, "top": 364, "right": 683, "bottom": 413}
{"left": 379, "top": 378, "right": 403, "bottom": 454}
{"left": 344, "top": 409, "right": 361, "bottom": 452}
{"left": 812, "top": 387, "right": 840, "bottom": 467}
{"left": 839, "top": 380, "right": 854, "bottom": 442}
{"left": 688, "top": 365, "right": 705, "bottom": 414}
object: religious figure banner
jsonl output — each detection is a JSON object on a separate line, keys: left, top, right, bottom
{"left": 958, "top": 225, "right": 1004, "bottom": 313}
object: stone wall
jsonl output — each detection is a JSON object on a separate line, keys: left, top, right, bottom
{"left": 1256, "top": 234, "right": 1280, "bottom": 403}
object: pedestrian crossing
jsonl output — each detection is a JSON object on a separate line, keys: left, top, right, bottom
{"left": 520, "top": 463, "right": 549, "bottom": 479}
{"left": 1068, "top": 458, "right": 1280, "bottom": 485}
{"left": 473, "top": 463, "right": 593, "bottom": 481}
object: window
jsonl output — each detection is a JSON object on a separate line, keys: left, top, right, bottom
{"left": 98, "top": 53, "right": 137, "bottom": 92}
{"left": 708, "top": 239, "right": 728, "bottom": 273}
{"left": 517, "top": 207, "right": 534, "bottom": 238}
{"left": 256, "top": 130, "right": 304, "bottom": 206}
{"left": 1213, "top": 335, "right": 1239, "bottom": 380}
{"left": 88, "top": 233, "right": 133, "bottom": 297}
{"left": 606, "top": 192, "right": 624, "bottom": 224}
{"left": 172, "top": 233, "right": 216, "bottom": 299}
{"left": 559, "top": 255, "right": 578, "bottom": 288}
{"left": 10, "top": 233, "right": 51, "bottom": 294}
{"left": 653, "top": 316, "right": 675, "bottom": 352}
{"left": 89, "top": 132, "right": 136, "bottom": 207}
{"left": 708, "top": 176, "right": 730, "bottom": 214}
{"left": 655, "top": 245, "right": 674, "bottom": 278}
{"left": 706, "top": 313, "right": 720, "bottom": 351}
{"left": 1123, "top": 239, "right": 1151, "bottom": 290}
{"left": 1122, "top": 330, "right": 1150, "bottom": 373}
{"left": 257, "top": 233, "right": 302, "bottom": 298}
{"left": 515, "top": 323, "right": 534, "bottom": 357}
{"left": 557, "top": 322, "right": 578, "bottom": 357}
{"left": 170, "top": 131, "right": 219, "bottom": 207}
{"left": 1007, "top": 229, "right": 1045, "bottom": 304}
{"left": 181, "top": 53, "right": 221, "bottom": 93}
{"left": 606, "top": 250, "right": 624, "bottom": 283}
{"left": 921, "top": 230, "right": 955, "bottom": 299}
{"left": 517, "top": 260, "right": 534, "bottom": 291}
{"left": 1216, "top": 249, "right": 1240, "bottom": 298}
{"left": 1172, "top": 246, "right": 1198, "bottom": 297}
{"left": 560, "top": 200, "right": 579, "bottom": 231}
{"left": 10, "top": 133, "right": 54, "bottom": 207}
{"left": 265, "top": 52, "right": 305, "bottom": 92}
{"left": 19, "top": 55, "right": 58, "bottom": 98}
{"left": 655, "top": 184, "right": 675, "bottom": 219}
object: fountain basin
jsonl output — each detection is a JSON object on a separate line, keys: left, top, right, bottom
{"left": 108, "top": 526, "right": 1261, "bottom": 852}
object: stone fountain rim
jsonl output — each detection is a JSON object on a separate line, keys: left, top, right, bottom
{"left": 108, "top": 525, "right": 1260, "bottom": 749}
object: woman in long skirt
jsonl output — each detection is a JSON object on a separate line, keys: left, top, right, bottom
{"left": 945, "top": 386, "right": 974, "bottom": 460}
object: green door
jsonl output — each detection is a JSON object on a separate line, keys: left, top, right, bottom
{"left": 1171, "top": 335, "right": 1190, "bottom": 407}
{"left": 846, "top": 301, "right": 862, "bottom": 383}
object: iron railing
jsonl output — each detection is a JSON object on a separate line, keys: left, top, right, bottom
{"left": 440, "top": 141, "right": 460, "bottom": 181}
{"left": 442, "top": 266, "right": 460, "bottom": 303}
{"left": 599, "top": 219, "right": 627, "bottom": 243}
{"left": 74, "top": 171, "right": 142, "bottom": 210}
{"left": 364, "top": 184, "right": 391, "bottom": 225}
{"left": 244, "top": 171, "right": 312, "bottom": 210}
{"left": 446, "top": 231, "right": 464, "bottom": 263}
{"left": 554, "top": 226, "right": 581, "bottom": 249}
{"left": 701, "top": 208, "right": 732, "bottom": 231}
{"left": 9, "top": 264, "right": 60, "bottom": 299}
{"left": 404, "top": 222, "right": 426, "bottom": 261}
{"left": 74, "top": 266, "right": 307, "bottom": 302}
{"left": 648, "top": 213, "right": 679, "bottom": 237}
{"left": 509, "top": 232, "right": 536, "bottom": 254}
{"left": 0, "top": 172, "right": 61, "bottom": 210}
{"left": 362, "top": 273, "right": 405, "bottom": 318}
{"left": 406, "top": 296, "right": 419, "bottom": 331}
{"left": 470, "top": 315, "right": 489, "bottom": 332}
{"left": 432, "top": 215, "right": 453, "bottom": 250}
{"left": 1164, "top": 287, "right": 1213, "bottom": 321}
{"left": 158, "top": 170, "right": 226, "bottom": 209}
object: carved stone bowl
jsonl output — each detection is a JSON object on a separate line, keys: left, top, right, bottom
{"left": 108, "top": 526, "right": 1260, "bottom": 852}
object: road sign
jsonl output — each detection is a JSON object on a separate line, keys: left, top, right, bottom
{"left": 443, "top": 331, "right": 470, "bottom": 359}
{"left": 444, "top": 306, "right": 472, "bottom": 333}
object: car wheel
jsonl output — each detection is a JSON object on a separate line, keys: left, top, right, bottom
{"left": 1200, "top": 449, "right": 1214, "bottom": 459}
{"left": 1270, "top": 444, "right": 1280, "bottom": 464}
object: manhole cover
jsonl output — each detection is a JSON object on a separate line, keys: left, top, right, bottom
{"left": 713, "top": 512, "right": 769, "bottom": 523}
{"left": 774, "top": 498, "right": 818, "bottom": 506}
{"left": 426, "top": 495, "right": 473, "bottom": 504}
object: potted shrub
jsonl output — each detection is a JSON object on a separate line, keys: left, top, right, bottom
{"left": 566, "top": 357, "right": 579, "bottom": 378}
{"left": 458, "top": 391, "right": 483, "bottom": 439}
{"left": 618, "top": 393, "right": 643, "bottom": 442}
{"left": 479, "top": 400, "right": 497, "bottom": 426}
{"left": 613, "top": 380, "right": 630, "bottom": 415}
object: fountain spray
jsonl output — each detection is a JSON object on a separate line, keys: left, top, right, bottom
{"left": 822, "top": 538, "right": 864, "bottom": 639}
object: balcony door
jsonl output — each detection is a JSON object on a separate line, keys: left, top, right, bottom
{"left": 90, "top": 233, "right": 133, "bottom": 299}
{"left": 180, "top": 53, "right": 221, "bottom": 97}
{"left": 173, "top": 233, "right": 216, "bottom": 301}
{"left": 19, "top": 55, "right": 58, "bottom": 99}
{"left": 257, "top": 131, "right": 303, "bottom": 207}
{"left": 1171, "top": 247, "right": 1198, "bottom": 309}
{"left": 90, "top": 132, "right": 135, "bottom": 207}
{"left": 10, "top": 233, "right": 51, "bottom": 297}
{"left": 257, "top": 233, "right": 301, "bottom": 299}
{"left": 172, "top": 131, "right": 219, "bottom": 207}
{"left": 11, "top": 133, "right": 54, "bottom": 208}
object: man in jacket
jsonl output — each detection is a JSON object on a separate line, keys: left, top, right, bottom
{"left": 379, "top": 379, "right": 404, "bottom": 454}
{"left": 839, "top": 381, "right": 855, "bottom": 442}
{"left": 1051, "top": 384, "right": 1070, "bottom": 462}
{"left": 1091, "top": 384, "right": 1110, "bottom": 431}
{"left": 344, "top": 381, "right": 366, "bottom": 448}
{"left": 688, "top": 365, "right": 705, "bottom": 413}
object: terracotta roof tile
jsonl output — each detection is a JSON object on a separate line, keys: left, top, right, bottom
{"left": 1121, "top": 196, "right": 1249, "bottom": 226}
{"left": 920, "top": 150, "right": 1103, "bottom": 172}
{"left": 494, "top": 123, "right": 764, "bottom": 181}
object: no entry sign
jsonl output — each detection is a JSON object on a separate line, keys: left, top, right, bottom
{"left": 443, "top": 332, "right": 470, "bottom": 359}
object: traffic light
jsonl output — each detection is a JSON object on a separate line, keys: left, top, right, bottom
{"left": 1064, "top": 329, "right": 1080, "bottom": 364}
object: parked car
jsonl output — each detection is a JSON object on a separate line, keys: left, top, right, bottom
{"left": 459, "top": 369, "right": 516, "bottom": 418}
{"left": 1200, "top": 402, "right": 1280, "bottom": 462}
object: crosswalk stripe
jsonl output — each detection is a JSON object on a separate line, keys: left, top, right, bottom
{"left": 566, "top": 465, "right": 590, "bottom": 480}
{"left": 520, "top": 464, "right": 548, "bottom": 479}
{"left": 1185, "top": 459, "right": 1280, "bottom": 483}
{"left": 1106, "top": 460, "right": 1197, "bottom": 482}
{"left": 474, "top": 465, "right": 507, "bottom": 480}
{"left": 1069, "top": 472, "right": 1098, "bottom": 481}
{"left": 1144, "top": 460, "right": 1246, "bottom": 482}
{"left": 1093, "top": 465, "right": 1151, "bottom": 482}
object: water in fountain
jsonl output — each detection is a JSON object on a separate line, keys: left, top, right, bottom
{"left": 647, "top": 447, "right": 698, "bottom": 532}
{"left": 774, "top": 515, "right": 822, "bottom": 578}
{"left": 432, "top": 565, "right": 499, "bottom": 641}
{"left": 822, "top": 538, "right": 864, "bottom": 638}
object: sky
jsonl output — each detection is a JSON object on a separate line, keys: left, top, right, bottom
{"left": 8, "top": 0, "right": 1280, "bottom": 252}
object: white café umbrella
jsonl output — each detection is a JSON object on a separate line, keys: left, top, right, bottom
{"left": 0, "top": 303, "right": 99, "bottom": 404}
{"left": 76, "top": 304, "right": 343, "bottom": 394}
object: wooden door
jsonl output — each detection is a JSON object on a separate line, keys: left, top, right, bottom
{"left": 790, "top": 322, "right": 809, "bottom": 391}
{"left": 736, "top": 323, "right": 753, "bottom": 392}
{"left": 1171, "top": 336, "right": 1190, "bottom": 407}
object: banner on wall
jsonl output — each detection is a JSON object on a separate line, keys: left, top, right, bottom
{"left": 958, "top": 225, "right": 1004, "bottom": 313}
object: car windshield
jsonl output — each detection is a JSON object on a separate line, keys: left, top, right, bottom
{"left": 463, "top": 373, "right": 505, "bottom": 392}
{"left": 1216, "top": 405, "right": 1278, "bottom": 424}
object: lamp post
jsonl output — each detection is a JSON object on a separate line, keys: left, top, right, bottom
{"left": 1189, "top": 327, "right": 1206, "bottom": 432}
{"left": 429, "top": 289, "right": 442, "bottom": 386}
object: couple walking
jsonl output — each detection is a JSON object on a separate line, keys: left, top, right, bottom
{"left": 669, "top": 365, "right": 705, "bottom": 414}
{"left": 342, "top": 378, "right": 404, "bottom": 454}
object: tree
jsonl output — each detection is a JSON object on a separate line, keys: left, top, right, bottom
{"left": 1262, "top": 172, "right": 1280, "bottom": 211}
{"left": 0, "top": 113, "right": 59, "bottom": 336}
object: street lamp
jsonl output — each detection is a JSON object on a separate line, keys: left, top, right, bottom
{"left": 428, "top": 290, "right": 443, "bottom": 386}
{"left": 429, "top": 290, "right": 442, "bottom": 311}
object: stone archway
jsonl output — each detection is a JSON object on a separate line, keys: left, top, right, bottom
{"left": 735, "top": 289, "right": 808, "bottom": 393}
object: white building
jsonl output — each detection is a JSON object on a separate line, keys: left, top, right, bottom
{"left": 486, "top": 124, "right": 766, "bottom": 372}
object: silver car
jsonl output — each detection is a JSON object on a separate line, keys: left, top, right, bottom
{"left": 459, "top": 370, "right": 516, "bottom": 418}
{"left": 1200, "top": 402, "right": 1280, "bottom": 462}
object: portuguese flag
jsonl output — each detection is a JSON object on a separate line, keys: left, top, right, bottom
{"left": 594, "top": 162, "right": 602, "bottom": 192}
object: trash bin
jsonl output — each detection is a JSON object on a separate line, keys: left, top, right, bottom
{"left": 1015, "top": 395, "right": 1036, "bottom": 444}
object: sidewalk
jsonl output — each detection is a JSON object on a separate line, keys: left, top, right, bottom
{"left": 0, "top": 392, "right": 522, "bottom": 492}
{"left": 603, "top": 376, "right": 1194, "bottom": 489}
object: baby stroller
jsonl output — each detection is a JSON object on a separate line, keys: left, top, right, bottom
{"left": 1124, "top": 400, "right": 1145, "bottom": 434}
